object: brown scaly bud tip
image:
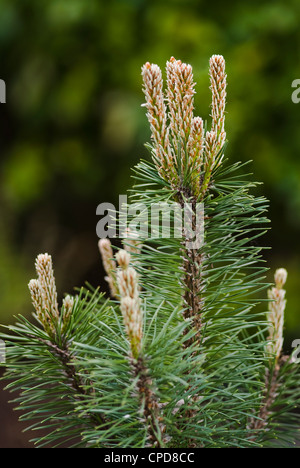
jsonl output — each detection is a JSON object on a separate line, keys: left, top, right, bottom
{"left": 209, "top": 55, "right": 227, "bottom": 153}
{"left": 116, "top": 250, "right": 143, "bottom": 359}
{"left": 28, "top": 277, "right": 55, "bottom": 336}
{"left": 98, "top": 239, "right": 115, "bottom": 272}
{"left": 187, "top": 117, "right": 204, "bottom": 165}
{"left": 209, "top": 55, "right": 227, "bottom": 94}
{"left": 141, "top": 62, "right": 164, "bottom": 110}
{"left": 141, "top": 63, "right": 165, "bottom": 127}
{"left": 35, "top": 253, "right": 59, "bottom": 320}
{"left": 98, "top": 238, "right": 118, "bottom": 297}
{"left": 35, "top": 253, "right": 54, "bottom": 276}
{"left": 141, "top": 62, "right": 162, "bottom": 87}
{"left": 166, "top": 56, "right": 195, "bottom": 143}
{"left": 209, "top": 55, "right": 226, "bottom": 103}
{"left": 204, "top": 130, "right": 217, "bottom": 165}
{"left": 266, "top": 269, "right": 288, "bottom": 362}
{"left": 28, "top": 279, "right": 43, "bottom": 318}
{"left": 210, "top": 54, "right": 226, "bottom": 72}
{"left": 274, "top": 268, "right": 287, "bottom": 290}
{"left": 141, "top": 61, "right": 171, "bottom": 177}
{"left": 62, "top": 295, "right": 74, "bottom": 325}
{"left": 115, "top": 249, "right": 131, "bottom": 269}
{"left": 117, "top": 267, "right": 139, "bottom": 300}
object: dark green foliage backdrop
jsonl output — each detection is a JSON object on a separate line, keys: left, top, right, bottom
{"left": 0, "top": 1, "right": 300, "bottom": 444}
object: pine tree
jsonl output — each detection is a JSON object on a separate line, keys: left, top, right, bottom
{"left": 1, "top": 55, "right": 299, "bottom": 448}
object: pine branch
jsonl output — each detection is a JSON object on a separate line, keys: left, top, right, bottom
{"left": 248, "top": 269, "right": 300, "bottom": 446}
{"left": 1, "top": 259, "right": 111, "bottom": 447}
{"left": 114, "top": 248, "right": 165, "bottom": 447}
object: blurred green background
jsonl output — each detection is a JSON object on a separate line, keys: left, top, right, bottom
{"left": 1, "top": 0, "right": 300, "bottom": 354}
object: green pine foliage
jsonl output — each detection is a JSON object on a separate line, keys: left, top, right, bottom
{"left": 1, "top": 55, "right": 300, "bottom": 448}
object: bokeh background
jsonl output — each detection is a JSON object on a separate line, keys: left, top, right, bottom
{"left": 1, "top": 0, "right": 300, "bottom": 447}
